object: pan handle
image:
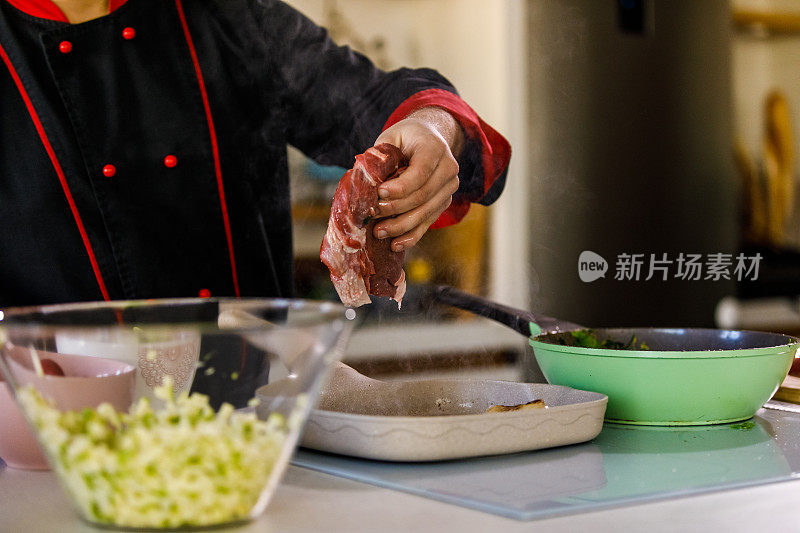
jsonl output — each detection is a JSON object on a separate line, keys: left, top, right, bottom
{"left": 431, "top": 285, "right": 583, "bottom": 337}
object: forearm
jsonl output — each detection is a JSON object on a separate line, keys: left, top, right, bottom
{"left": 405, "top": 107, "right": 465, "bottom": 159}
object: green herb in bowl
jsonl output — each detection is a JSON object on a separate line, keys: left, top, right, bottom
{"left": 567, "top": 329, "right": 650, "bottom": 350}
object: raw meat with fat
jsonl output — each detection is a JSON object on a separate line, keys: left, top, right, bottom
{"left": 320, "top": 143, "right": 407, "bottom": 308}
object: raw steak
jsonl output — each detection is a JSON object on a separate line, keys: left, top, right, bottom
{"left": 320, "top": 143, "right": 407, "bottom": 308}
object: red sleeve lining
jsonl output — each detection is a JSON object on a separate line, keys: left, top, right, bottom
{"left": 382, "top": 88, "right": 511, "bottom": 228}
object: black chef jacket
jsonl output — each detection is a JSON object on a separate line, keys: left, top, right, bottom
{"left": 0, "top": 0, "right": 509, "bottom": 306}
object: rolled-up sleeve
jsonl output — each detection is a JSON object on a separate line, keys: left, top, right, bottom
{"left": 382, "top": 88, "right": 511, "bottom": 227}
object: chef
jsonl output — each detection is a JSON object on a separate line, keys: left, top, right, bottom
{"left": 0, "top": 0, "right": 511, "bottom": 306}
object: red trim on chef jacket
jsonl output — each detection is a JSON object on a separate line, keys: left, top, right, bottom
{"left": 0, "top": 40, "right": 111, "bottom": 301}
{"left": 382, "top": 88, "right": 511, "bottom": 228}
{"left": 108, "top": 0, "right": 127, "bottom": 12}
{"left": 5, "top": 0, "right": 127, "bottom": 22}
{"left": 175, "top": 0, "right": 241, "bottom": 298}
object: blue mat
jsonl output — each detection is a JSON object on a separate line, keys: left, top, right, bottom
{"left": 293, "top": 408, "right": 800, "bottom": 521}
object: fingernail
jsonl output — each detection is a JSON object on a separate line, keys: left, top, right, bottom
{"left": 378, "top": 187, "right": 389, "bottom": 199}
{"left": 394, "top": 243, "right": 404, "bottom": 252}
{"left": 376, "top": 228, "right": 388, "bottom": 239}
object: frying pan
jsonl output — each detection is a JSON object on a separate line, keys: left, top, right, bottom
{"left": 432, "top": 285, "right": 799, "bottom": 426}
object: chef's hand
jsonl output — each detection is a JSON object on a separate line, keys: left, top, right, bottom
{"left": 372, "top": 107, "right": 464, "bottom": 252}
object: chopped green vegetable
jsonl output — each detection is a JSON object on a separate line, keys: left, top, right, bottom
{"left": 18, "top": 381, "right": 291, "bottom": 529}
{"left": 567, "top": 329, "right": 650, "bottom": 350}
{"left": 730, "top": 421, "right": 755, "bottom": 430}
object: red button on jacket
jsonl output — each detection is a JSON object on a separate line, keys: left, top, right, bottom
{"left": 59, "top": 41, "right": 72, "bottom": 54}
{"left": 164, "top": 154, "right": 178, "bottom": 168}
{"left": 102, "top": 164, "right": 116, "bottom": 177}
{"left": 122, "top": 27, "right": 136, "bottom": 40}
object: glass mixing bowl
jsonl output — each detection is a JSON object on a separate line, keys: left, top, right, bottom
{"left": 0, "top": 298, "right": 352, "bottom": 529}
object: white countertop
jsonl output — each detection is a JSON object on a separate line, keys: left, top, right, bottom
{"left": 2, "top": 462, "right": 799, "bottom": 532}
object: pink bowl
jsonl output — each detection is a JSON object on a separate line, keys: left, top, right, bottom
{"left": 0, "top": 379, "right": 47, "bottom": 470}
{"left": 0, "top": 349, "right": 136, "bottom": 470}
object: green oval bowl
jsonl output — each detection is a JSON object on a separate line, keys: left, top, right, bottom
{"left": 530, "top": 329, "right": 798, "bottom": 426}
